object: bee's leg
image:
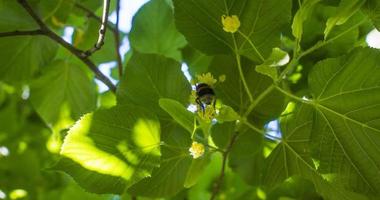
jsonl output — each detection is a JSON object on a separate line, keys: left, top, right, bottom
{"left": 212, "top": 98, "right": 216, "bottom": 109}
{"left": 196, "top": 98, "right": 205, "bottom": 115}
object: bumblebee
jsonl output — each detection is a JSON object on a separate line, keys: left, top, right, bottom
{"left": 195, "top": 83, "right": 216, "bottom": 113}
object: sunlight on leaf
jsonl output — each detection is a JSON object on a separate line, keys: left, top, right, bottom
{"left": 57, "top": 105, "right": 161, "bottom": 193}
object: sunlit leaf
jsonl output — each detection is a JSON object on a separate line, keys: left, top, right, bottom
{"left": 128, "top": 124, "right": 192, "bottom": 198}
{"left": 55, "top": 105, "right": 161, "bottom": 194}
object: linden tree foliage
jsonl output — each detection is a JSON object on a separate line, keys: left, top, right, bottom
{"left": 1, "top": 0, "right": 380, "bottom": 199}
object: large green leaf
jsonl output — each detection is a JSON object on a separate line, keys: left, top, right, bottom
{"left": 117, "top": 52, "right": 191, "bottom": 118}
{"left": 0, "top": 0, "right": 59, "bottom": 83}
{"left": 308, "top": 47, "right": 380, "bottom": 195}
{"left": 129, "top": 0, "right": 187, "bottom": 61}
{"left": 173, "top": 0, "right": 292, "bottom": 62}
{"left": 0, "top": 36, "right": 57, "bottom": 83}
{"left": 128, "top": 124, "right": 192, "bottom": 198}
{"left": 30, "top": 60, "right": 97, "bottom": 130}
{"left": 55, "top": 105, "right": 161, "bottom": 194}
{"left": 262, "top": 104, "right": 364, "bottom": 200}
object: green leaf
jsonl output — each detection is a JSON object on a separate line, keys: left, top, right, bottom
{"left": 362, "top": 0, "right": 380, "bottom": 30}
{"left": 308, "top": 47, "right": 380, "bottom": 195}
{"left": 0, "top": 36, "right": 57, "bottom": 83}
{"left": 184, "top": 155, "right": 210, "bottom": 188}
{"left": 228, "top": 125, "right": 263, "bottom": 185}
{"left": 324, "top": 0, "right": 365, "bottom": 38}
{"left": 216, "top": 105, "right": 240, "bottom": 122}
{"left": 267, "top": 177, "right": 323, "bottom": 200}
{"left": 0, "top": 1, "right": 58, "bottom": 83}
{"left": 262, "top": 104, "right": 362, "bottom": 200}
{"left": 255, "top": 48, "right": 288, "bottom": 81}
{"left": 30, "top": 60, "right": 97, "bottom": 131}
{"left": 182, "top": 45, "right": 213, "bottom": 77}
{"left": 60, "top": 180, "right": 114, "bottom": 200}
{"left": 159, "top": 98, "right": 194, "bottom": 134}
{"left": 129, "top": 0, "right": 187, "bottom": 61}
{"left": 211, "top": 122, "right": 235, "bottom": 149}
{"left": 75, "top": 0, "right": 103, "bottom": 12}
{"left": 128, "top": 124, "right": 192, "bottom": 198}
{"left": 0, "top": 0, "right": 37, "bottom": 30}
{"left": 300, "top": 5, "right": 362, "bottom": 57}
{"left": 117, "top": 52, "right": 191, "bottom": 118}
{"left": 55, "top": 105, "right": 161, "bottom": 194}
{"left": 173, "top": 0, "right": 292, "bottom": 62}
{"left": 292, "top": 0, "right": 321, "bottom": 41}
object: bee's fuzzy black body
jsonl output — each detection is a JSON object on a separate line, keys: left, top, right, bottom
{"left": 195, "top": 83, "right": 216, "bottom": 113}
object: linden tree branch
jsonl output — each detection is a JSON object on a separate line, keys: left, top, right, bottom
{"left": 83, "top": 0, "right": 111, "bottom": 57}
{"left": 74, "top": 1, "right": 124, "bottom": 77}
{"left": 74, "top": 2, "right": 117, "bottom": 33}
{"left": 0, "top": 30, "right": 44, "bottom": 37}
{"left": 16, "top": 0, "right": 117, "bottom": 93}
{"left": 114, "top": 0, "right": 123, "bottom": 77}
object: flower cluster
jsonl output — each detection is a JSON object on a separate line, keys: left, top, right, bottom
{"left": 190, "top": 73, "right": 227, "bottom": 122}
{"left": 197, "top": 105, "right": 215, "bottom": 123}
{"left": 189, "top": 141, "right": 205, "bottom": 159}
{"left": 196, "top": 72, "right": 217, "bottom": 86}
{"left": 221, "top": 15, "right": 240, "bottom": 33}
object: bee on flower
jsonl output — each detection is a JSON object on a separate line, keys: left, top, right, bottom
{"left": 190, "top": 73, "right": 226, "bottom": 122}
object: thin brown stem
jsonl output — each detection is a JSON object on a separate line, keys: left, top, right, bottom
{"left": 74, "top": 2, "right": 116, "bottom": 33}
{"left": 0, "top": 30, "right": 44, "bottom": 37}
{"left": 16, "top": 0, "right": 116, "bottom": 92}
{"left": 115, "top": 0, "right": 123, "bottom": 77}
{"left": 75, "top": 1, "right": 123, "bottom": 77}
{"left": 82, "top": 0, "right": 111, "bottom": 56}
{"left": 210, "top": 132, "right": 239, "bottom": 200}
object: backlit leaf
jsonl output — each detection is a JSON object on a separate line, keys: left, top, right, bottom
{"left": 55, "top": 105, "right": 161, "bottom": 194}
